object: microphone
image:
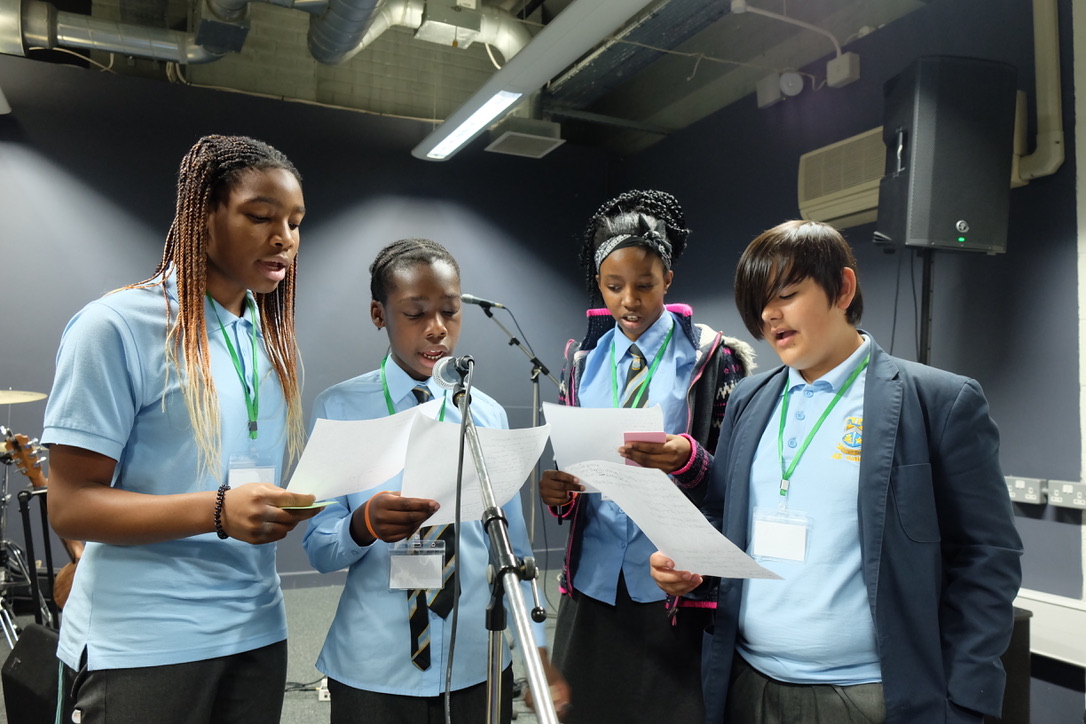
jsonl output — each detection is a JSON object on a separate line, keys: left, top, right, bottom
{"left": 461, "top": 293, "right": 506, "bottom": 310}
{"left": 432, "top": 355, "right": 474, "bottom": 390}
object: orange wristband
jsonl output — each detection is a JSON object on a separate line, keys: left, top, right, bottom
{"left": 363, "top": 491, "right": 393, "bottom": 541}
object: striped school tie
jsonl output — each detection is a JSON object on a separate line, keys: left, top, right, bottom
{"left": 407, "top": 384, "right": 457, "bottom": 670}
{"left": 622, "top": 344, "right": 650, "bottom": 408}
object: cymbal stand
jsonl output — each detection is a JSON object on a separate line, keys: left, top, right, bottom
{"left": 0, "top": 456, "right": 26, "bottom": 645}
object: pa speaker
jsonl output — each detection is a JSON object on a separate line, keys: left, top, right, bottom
{"left": 2, "top": 623, "right": 61, "bottom": 724}
{"left": 875, "top": 56, "right": 1017, "bottom": 254}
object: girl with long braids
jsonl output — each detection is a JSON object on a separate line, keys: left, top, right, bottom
{"left": 43, "top": 135, "right": 319, "bottom": 723}
{"left": 538, "top": 189, "right": 755, "bottom": 723}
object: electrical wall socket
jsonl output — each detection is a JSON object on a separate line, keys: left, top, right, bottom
{"left": 1046, "top": 480, "right": 1086, "bottom": 509}
{"left": 317, "top": 677, "right": 331, "bottom": 702}
{"left": 1005, "top": 475, "right": 1046, "bottom": 504}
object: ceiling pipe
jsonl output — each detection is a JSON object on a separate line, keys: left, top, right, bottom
{"left": 340, "top": 0, "right": 531, "bottom": 64}
{"left": 1014, "top": 0, "right": 1064, "bottom": 182}
{"left": 8, "top": 0, "right": 224, "bottom": 63}
{"left": 306, "top": 0, "right": 379, "bottom": 64}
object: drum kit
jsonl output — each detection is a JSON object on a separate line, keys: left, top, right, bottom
{"left": 0, "top": 389, "right": 49, "bottom": 645}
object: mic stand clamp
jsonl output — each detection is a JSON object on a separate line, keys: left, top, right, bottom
{"left": 452, "top": 381, "right": 559, "bottom": 724}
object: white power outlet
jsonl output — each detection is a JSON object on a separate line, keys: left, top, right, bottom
{"left": 317, "top": 677, "right": 331, "bottom": 702}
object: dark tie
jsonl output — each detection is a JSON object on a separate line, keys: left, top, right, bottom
{"left": 623, "top": 344, "right": 649, "bottom": 408}
{"left": 407, "top": 384, "right": 457, "bottom": 670}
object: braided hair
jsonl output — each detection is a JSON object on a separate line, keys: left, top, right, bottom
{"left": 126, "top": 135, "right": 305, "bottom": 479}
{"left": 370, "top": 238, "right": 461, "bottom": 303}
{"left": 578, "top": 189, "right": 691, "bottom": 305}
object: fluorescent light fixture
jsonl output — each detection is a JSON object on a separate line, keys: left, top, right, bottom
{"left": 412, "top": 0, "right": 659, "bottom": 161}
{"left": 427, "top": 91, "right": 522, "bottom": 160}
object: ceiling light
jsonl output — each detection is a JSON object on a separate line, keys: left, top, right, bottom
{"left": 412, "top": 0, "right": 659, "bottom": 161}
{"left": 428, "top": 91, "right": 523, "bottom": 160}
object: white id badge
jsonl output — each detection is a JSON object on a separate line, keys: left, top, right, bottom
{"left": 389, "top": 538, "right": 446, "bottom": 591}
{"left": 751, "top": 507, "right": 810, "bottom": 562}
{"left": 227, "top": 453, "right": 277, "bottom": 486}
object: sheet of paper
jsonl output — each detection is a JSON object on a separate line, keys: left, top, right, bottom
{"left": 401, "top": 415, "right": 551, "bottom": 526}
{"left": 564, "top": 460, "right": 779, "bottom": 580}
{"left": 542, "top": 402, "right": 665, "bottom": 473}
{"left": 286, "top": 399, "right": 442, "bottom": 499}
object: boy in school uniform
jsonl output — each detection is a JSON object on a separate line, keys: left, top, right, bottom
{"left": 652, "top": 220, "right": 1023, "bottom": 724}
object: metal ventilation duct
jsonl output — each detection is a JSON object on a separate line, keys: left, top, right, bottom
{"left": 0, "top": 0, "right": 525, "bottom": 68}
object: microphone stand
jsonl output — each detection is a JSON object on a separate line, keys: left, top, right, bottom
{"left": 449, "top": 365, "right": 558, "bottom": 724}
{"left": 478, "top": 304, "right": 559, "bottom": 542}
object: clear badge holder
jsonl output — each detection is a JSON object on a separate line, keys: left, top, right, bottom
{"left": 751, "top": 506, "right": 811, "bottom": 563}
{"left": 227, "top": 452, "right": 277, "bottom": 486}
{"left": 389, "top": 533, "right": 446, "bottom": 591}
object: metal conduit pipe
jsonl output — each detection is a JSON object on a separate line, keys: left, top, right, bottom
{"left": 205, "top": 0, "right": 251, "bottom": 25}
{"left": 341, "top": 0, "right": 423, "bottom": 62}
{"left": 1017, "top": 0, "right": 1064, "bottom": 180}
{"left": 13, "top": 0, "right": 222, "bottom": 63}
{"left": 341, "top": 0, "right": 530, "bottom": 64}
{"left": 479, "top": 1, "right": 531, "bottom": 62}
{"left": 306, "top": 0, "right": 379, "bottom": 64}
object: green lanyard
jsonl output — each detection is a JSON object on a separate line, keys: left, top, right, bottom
{"left": 609, "top": 325, "right": 674, "bottom": 408}
{"left": 777, "top": 354, "right": 870, "bottom": 498}
{"left": 208, "top": 293, "right": 260, "bottom": 440}
{"left": 380, "top": 356, "right": 447, "bottom": 421}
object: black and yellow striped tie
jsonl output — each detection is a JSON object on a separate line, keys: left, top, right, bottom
{"left": 407, "top": 384, "right": 457, "bottom": 670}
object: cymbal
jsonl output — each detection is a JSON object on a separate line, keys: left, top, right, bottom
{"left": 0, "top": 390, "right": 47, "bottom": 405}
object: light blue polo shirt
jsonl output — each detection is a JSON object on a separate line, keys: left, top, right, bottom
{"left": 737, "top": 335, "right": 880, "bottom": 685}
{"left": 302, "top": 358, "right": 546, "bottom": 695}
{"left": 573, "top": 310, "right": 695, "bottom": 603}
{"left": 42, "top": 273, "right": 289, "bottom": 670}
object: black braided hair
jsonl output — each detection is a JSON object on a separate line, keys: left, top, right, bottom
{"left": 129, "top": 134, "right": 305, "bottom": 478}
{"left": 370, "top": 238, "right": 462, "bottom": 303}
{"left": 578, "top": 189, "right": 691, "bottom": 303}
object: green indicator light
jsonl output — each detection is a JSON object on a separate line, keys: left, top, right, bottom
{"left": 957, "top": 236, "right": 966, "bottom": 243}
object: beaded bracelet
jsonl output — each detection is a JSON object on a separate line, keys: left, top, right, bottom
{"left": 214, "top": 483, "right": 231, "bottom": 539}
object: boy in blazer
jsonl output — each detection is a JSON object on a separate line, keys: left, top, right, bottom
{"left": 651, "top": 220, "right": 1022, "bottom": 724}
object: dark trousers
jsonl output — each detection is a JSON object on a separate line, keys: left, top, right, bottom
{"left": 727, "top": 654, "right": 886, "bottom": 724}
{"left": 63, "top": 640, "right": 287, "bottom": 724}
{"left": 328, "top": 666, "right": 513, "bottom": 724}
{"left": 552, "top": 575, "right": 707, "bottom": 724}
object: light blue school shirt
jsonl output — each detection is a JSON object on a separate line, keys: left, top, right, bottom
{"left": 573, "top": 310, "right": 695, "bottom": 604}
{"left": 302, "top": 358, "right": 546, "bottom": 696}
{"left": 738, "top": 335, "right": 881, "bottom": 685}
{"left": 42, "top": 274, "right": 289, "bottom": 670}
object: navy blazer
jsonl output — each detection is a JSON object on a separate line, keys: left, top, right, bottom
{"left": 700, "top": 338, "right": 1023, "bottom": 724}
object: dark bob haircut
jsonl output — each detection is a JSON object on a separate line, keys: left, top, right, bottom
{"left": 734, "top": 220, "right": 863, "bottom": 340}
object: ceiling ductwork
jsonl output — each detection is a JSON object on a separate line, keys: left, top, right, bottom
{"left": 0, "top": 0, "right": 527, "bottom": 68}
{"left": 1, "top": 0, "right": 224, "bottom": 63}
{"left": 306, "top": 0, "right": 379, "bottom": 64}
{"left": 1, "top": 0, "right": 941, "bottom": 156}
{"left": 340, "top": 0, "right": 531, "bottom": 64}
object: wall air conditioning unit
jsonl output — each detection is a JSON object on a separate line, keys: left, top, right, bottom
{"left": 798, "top": 126, "right": 885, "bottom": 229}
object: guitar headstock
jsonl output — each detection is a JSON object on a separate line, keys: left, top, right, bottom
{"left": 1, "top": 425, "right": 48, "bottom": 488}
